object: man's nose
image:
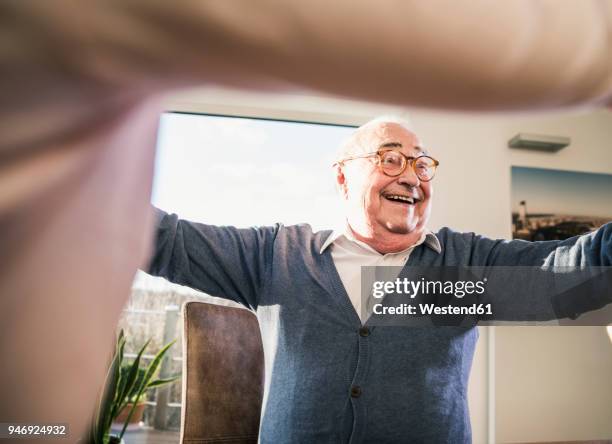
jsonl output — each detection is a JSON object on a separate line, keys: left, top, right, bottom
{"left": 396, "top": 163, "right": 420, "bottom": 187}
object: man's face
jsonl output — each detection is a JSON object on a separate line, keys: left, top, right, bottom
{"left": 338, "top": 123, "right": 433, "bottom": 238}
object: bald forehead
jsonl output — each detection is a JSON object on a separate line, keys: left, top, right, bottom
{"left": 374, "top": 122, "right": 419, "bottom": 147}
{"left": 348, "top": 122, "right": 425, "bottom": 156}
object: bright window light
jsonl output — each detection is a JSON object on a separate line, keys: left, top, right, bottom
{"left": 152, "top": 113, "right": 356, "bottom": 230}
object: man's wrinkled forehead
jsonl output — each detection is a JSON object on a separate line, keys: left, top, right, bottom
{"left": 362, "top": 123, "right": 425, "bottom": 154}
{"left": 338, "top": 120, "right": 428, "bottom": 161}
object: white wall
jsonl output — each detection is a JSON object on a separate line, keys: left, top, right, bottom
{"left": 408, "top": 108, "right": 612, "bottom": 443}
{"left": 164, "top": 87, "right": 612, "bottom": 443}
{"left": 495, "top": 327, "right": 612, "bottom": 443}
{"left": 500, "top": 112, "right": 612, "bottom": 442}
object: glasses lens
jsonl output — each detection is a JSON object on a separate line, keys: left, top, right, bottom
{"left": 379, "top": 151, "right": 405, "bottom": 175}
{"left": 414, "top": 156, "right": 436, "bottom": 181}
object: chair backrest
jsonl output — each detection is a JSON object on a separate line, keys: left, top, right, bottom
{"left": 181, "top": 301, "right": 264, "bottom": 444}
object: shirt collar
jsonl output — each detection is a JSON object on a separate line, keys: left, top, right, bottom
{"left": 319, "top": 223, "right": 442, "bottom": 255}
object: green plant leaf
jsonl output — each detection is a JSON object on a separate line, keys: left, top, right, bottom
{"left": 136, "top": 340, "right": 176, "bottom": 399}
{"left": 146, "top": 375, "right": 181, "bottom": 389}
{"left": 112, "top": 339, "right": 150, "bottom": 419}
{"left": 120, "top": 366, "right": 147, "bottom": 403}
{"left": 93, "top": 332, "right": 125, "bottom": 444}
{"left": 118, "top": 340, "right": 176, "bottom": 439}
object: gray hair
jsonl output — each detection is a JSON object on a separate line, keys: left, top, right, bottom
{"left": 335, "top": 114, "right": 416, "bottom": 163}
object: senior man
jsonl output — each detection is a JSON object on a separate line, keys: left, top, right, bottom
{"left": 148, "top": 118, "right": 611, "bottom": 443}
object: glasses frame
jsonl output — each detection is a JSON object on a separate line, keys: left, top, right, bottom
{"left": 336, "top": 148, "right": 440, "bottom": 182}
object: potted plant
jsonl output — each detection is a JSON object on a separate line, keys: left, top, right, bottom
{"left": 112, "top": 366, "right": 147, "bottom": 427}
{"left": 87, "top": 330, "right": 180, "bottom": 444}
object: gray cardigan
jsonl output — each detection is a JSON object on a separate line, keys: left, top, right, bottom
{"left": 149, "top": 210, "right": 611, "bottom": 443}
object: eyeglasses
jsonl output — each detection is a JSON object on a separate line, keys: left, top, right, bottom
{"left": 336, "top": 149, "right": 439, "bottom": 181}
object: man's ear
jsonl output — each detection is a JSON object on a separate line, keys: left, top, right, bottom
{"left": 335, "top": 164, "right": 348, "bottom": 198}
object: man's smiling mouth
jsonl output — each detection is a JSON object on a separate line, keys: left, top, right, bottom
{"left": 382, "top": 193, "right": 421, "bottom": 205}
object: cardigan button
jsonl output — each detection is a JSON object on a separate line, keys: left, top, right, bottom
{"left": 359, "top": 327, "right": 370, "bottom": 337}
{"left": 350, "top": 385, "right": 362, "bottom": 398}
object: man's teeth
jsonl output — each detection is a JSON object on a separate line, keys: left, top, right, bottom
{"left": 386, "top": 195, "right": 415, "bottom": 204}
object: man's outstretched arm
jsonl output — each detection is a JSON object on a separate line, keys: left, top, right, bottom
{"left": 147, "top": 208, "right": 278, "bottom": 310}
{"left": 468, "top": 222, "right": 612, "bottom": 321}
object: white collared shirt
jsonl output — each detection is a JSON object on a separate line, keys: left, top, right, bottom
{"left": 320, "top": 226, "right": 442, "bottom": 323}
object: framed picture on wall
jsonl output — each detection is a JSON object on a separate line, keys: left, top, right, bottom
{"left": 511, "top": 166, "right": 612, "bottom": 241}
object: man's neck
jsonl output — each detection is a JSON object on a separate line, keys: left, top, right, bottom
{"left": 347, "top": 223, "right": 425, "bottom": 255}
